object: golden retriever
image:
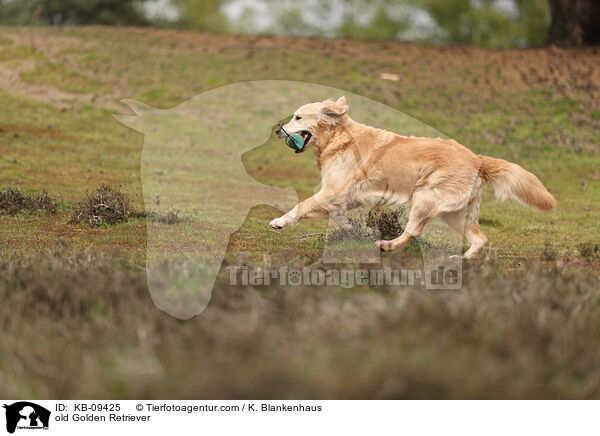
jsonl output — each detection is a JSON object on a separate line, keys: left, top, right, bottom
{"left": 270, "top": 97, "right": 556, "bottom": 259}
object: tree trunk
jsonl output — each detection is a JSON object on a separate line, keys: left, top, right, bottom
{"left": 547, "top": 0, "right": 600, "bottom": 46}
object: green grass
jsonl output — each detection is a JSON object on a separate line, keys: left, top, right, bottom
{"left": 0, "top": 26, "right": 598, "bottom": 268}
{"left": 0, "top": 42, "right": 44, "bottom": 62}
{"left": 20, "top": 60, "right": 110, "bottom": 94}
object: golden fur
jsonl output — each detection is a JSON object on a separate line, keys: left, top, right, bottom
{"left": 270, "top": 97, "right": 556, "bottom": 258}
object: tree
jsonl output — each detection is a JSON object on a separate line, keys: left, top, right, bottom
{"left": 514, "top": 0, "right": 551, "bottom": 47}
{"left": 547, "top": 0, "right": 600, "bottom": 46}
{"left": 0, "top": 0, "right": 38, "bottom": 24}
{"left": 412, "top": 0, "right": 550, "bottom": 48}
{"left": 170, "top": 0, "right": 229, "bottom": 32}
{"left": 0, "top": 0, "right": 148, "bottom": 25}
{"left": 335, "top": 0, "right": 409, "bottom": 40}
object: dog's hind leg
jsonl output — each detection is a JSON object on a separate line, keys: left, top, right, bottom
{"left": 375, "top": 191, "right": 438, "bottom": 252}
{"left": 462, "top": 222, "right": 487, "bottom": 259}
{"left": 441, "top": 211, "right": 487, "bottom": 259}
{"left": 440, "top": 190, "right": 487, "bottom": 259}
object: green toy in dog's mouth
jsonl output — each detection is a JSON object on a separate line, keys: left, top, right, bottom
{"left": 277, "top": 122, "right": 312, "bottom": 153}
{"left": 285, "top": 131, "right": 312, "bottom": 153}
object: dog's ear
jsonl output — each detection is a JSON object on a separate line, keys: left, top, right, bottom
{"left": 321, "top": 96, "right": 348, "bottom": 116}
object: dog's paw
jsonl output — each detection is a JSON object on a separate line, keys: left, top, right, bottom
{"left": 269, "top": 216, "right": 287, "bottom": 229}
{"left": 375, "top": 240, "right": 393, "bottom": 251}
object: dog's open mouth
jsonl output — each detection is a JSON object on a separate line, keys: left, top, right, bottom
{"left": 299, "top": 131, "right": 312, "bottom": 146}
{"left": 282, "top": 128, "right": 312, "bottom": 153}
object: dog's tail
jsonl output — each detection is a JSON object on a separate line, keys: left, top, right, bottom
{"left": 479, "top": 155, "right": 556, "bottom": 211}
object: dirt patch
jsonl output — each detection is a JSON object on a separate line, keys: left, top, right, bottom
{"left": 0, "top": 62, "right": 98, "bottom": 109}
{"left": 0, "top": 123, "right": 70, "bottom": 140}
{"left": 0, "top": 30, "right": 121, "bottom": 110}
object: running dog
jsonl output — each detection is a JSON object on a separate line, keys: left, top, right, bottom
{"left": 270, "top": 97, "right": 556, "bottom": 259}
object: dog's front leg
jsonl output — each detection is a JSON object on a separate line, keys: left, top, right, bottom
{"left": 269, "top": 191, "right": 336, "bottom": 229}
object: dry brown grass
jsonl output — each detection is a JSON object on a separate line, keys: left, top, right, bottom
{"left": 1, "top": 252, "right": 599, "bottom": 399}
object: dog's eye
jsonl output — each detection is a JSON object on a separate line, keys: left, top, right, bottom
{"left": 295, "top": 115, "right": 302, "bottom": 120}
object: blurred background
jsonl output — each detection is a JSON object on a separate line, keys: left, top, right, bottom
{"left": 0, "top": 0, "right": 598, "bottom": 48}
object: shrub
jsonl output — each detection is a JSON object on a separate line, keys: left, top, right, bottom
{"left": 145, "top": 209, "right": 188, "bottom": 225}
{"left": 366, "top": 206, "right": 406, "bottom": 239}
{"left": 541, "top": 241, "right": 558, "bottom": 261}
{"left": 327, "top": 206, "right": 406, "bottom": 244}
{"left": 0, "top": 186, "right": 58, "bottom": 215}
{"left": 579, "top": 242, "right": 600, "bottom": 259}
{"left": 326, "top": 214, "right": 373, "bottom": 244}
{"left": 70, "top": 184, "right": 133, "bottom": 227}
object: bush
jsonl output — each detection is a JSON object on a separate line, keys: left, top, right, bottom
{"left": 579, "top": 242, "right": 600, "bottom": 259}
{"left": 326, "top": 214, "right": 373, "bottom": 244}
{"left": 541, "top": 241, "right": 558, "bottom": 261}
{"left": 70, "top": 184, "right": 133, "bottom": 227}
{"left": 0, "top": 186, "right": 57, "bottom": 215}
{"left": 366, "top": 207, "right": 406, "bottom": 239}
{"left": 145, "top": 209, "right": 188, "bottom": 225}
{"left": 327, "top": 206, "right": 406, "bottom": 244}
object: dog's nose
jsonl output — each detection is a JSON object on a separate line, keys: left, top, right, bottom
{"left": 275, "top": 121, "right": 283, "bottom": 135}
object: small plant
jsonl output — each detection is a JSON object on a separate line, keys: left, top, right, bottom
{"left": 578, "top": 242, "right": 600, "bottom": 259}
{"left": 327, "top": 206, "right": 406, "bottom": 243}
{"left": 145, "top": 209, "right": 188, "bottom": 224}
{"left": 70, "top": 184, "right": 133, "bottom": 227}
{"left": 326, "top": 215, "right": 373, "bottom": 244}
{"left": 541, "top": 241, "right": 558, "bottom": 261}
{"left": 366, "top": 207, "right": 406, "bottom": 240}
{"left": 0, "top": 186, "right": 58, "bottom": 215}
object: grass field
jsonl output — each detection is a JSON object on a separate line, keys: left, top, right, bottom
{"left": 0, "top": 26, "right": 599, "bottom": 398}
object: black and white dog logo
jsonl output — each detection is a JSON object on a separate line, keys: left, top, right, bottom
{"left": 3, "top": 402, "right": 50, "bottom": 434}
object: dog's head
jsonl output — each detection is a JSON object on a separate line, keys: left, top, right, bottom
{"left": 276, "top": 96, "right": 349, "bottom": 153}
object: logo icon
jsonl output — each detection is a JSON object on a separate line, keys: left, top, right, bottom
{"left": 3, "top": 402, "right": 50, "bottom": 434}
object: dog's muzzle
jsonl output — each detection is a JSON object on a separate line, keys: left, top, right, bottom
{"left": 276, "top": 121, "right": 306, "bottom": 153}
